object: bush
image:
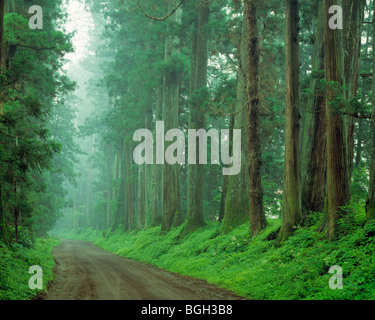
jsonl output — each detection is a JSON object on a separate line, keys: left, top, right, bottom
{"left": 0, "top": 237, "right": 60, "bottom": 300}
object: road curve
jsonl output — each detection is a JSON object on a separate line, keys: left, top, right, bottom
{"left": 45, "top": 239, "right": 246, "bottom": 300}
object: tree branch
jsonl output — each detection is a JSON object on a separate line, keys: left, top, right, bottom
{"left": 15, "top": 44, "right": 57, "bottom": 51}
{"left": 137, "top": 0, "right": 184, "bottom": 21}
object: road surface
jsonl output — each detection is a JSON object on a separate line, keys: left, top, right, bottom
{"left": 45, "top": 239, "right": 246, "bottom": 300}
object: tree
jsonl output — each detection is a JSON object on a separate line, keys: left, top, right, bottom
{"left": 0, "top": 0, "right": 75, "bottom": 243}
{"left": 244, "top": 0, "right": 267, "bottom": 237}
{"left": 184, "top": 1, "right": 210, "bottom": 234}
{"left": 221, "top": 10, "right": 250, "bottom": 234}
{"left": 324, "top": 0, "right": 350, "bottom": 241}
{"left": 365, "top": 8, "right": 375, "bottom": 221}
{"left": 301, "top": 0, "right": 327, "bottom": 216}
{"left": 343, "top": 0, "right": 365, "bottom": 190}
{"left": 0, "top": 0, "right": 6, "bottom": 243}
{"left": 161, "top": 0, "right": 183, "bottom": 233}
{"left": 276, "top": 0, "right": 301, "bottom": 243}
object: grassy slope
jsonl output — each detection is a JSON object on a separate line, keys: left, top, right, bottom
{"left": 0, "top": 237, "right": 60, "bottom": 300}
{"left": 55, "top": 216, "right": 375, "bottom": 300}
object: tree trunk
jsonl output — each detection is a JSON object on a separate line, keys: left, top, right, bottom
{"left": 126, "top": 144, "right": 135, "bottom": 231}
{"left": 137, "top": 162, "right": 145, "bottom": 228}
{"left": 301, "top": 0, "right": 326, "bottom": 216}
{"left": 244, "top": 0, "right": 267, "bottom": 237}
{"left": 276, "top": 0, "right": 301, "bottom": 244}
{"left": 85, "top": 135, "right": 95, "bottom": 226}
{"left": 112, "top": 139, "right": 125, "bottom": 231}
{"left": 184, "top": 1, "right": 209, "bottom": 235}
{"left": 218, "top": 174, "right": 228, "bottom": 222}
{"left": 355, "top": 118, "right": 363, "bottom": 167}
{"left": 0, "top": 186, "right": 8, "bottom": 244}
{"left": 144, "top": 110, "right": 153, "bottom": 227}
{"left": 324, "top": 0, "right": 350, "bottom": 241}
{"left": 161, "top": 1, "right": 182, "bottom": 233}
{"left": 0, "top": 0, "right": 4, "bottom": 71}
{"left": 365, "top": 10, "right": 375, "bottom": 221}
{"left": 150, "top": 83, "right": 163, "bottom": 227}
{"left": 105, "top": 145, "right": 113, "bottom": 229}
{"left": 0, "top": 0, "right": 5, "bottom": 116}
{"left": 343, "top": 0, "right": 365, "bottom": 189}
{"left": 221, "top": 15, "right": 250, "bottom": 233}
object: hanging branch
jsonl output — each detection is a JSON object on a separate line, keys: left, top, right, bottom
{"left": 137, "top": 0, "right": 185, "bottom": 21}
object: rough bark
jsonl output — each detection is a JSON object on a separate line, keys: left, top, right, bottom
{"left": 301, "top": 0, "right": 326, "bottom": 215}
{"left": 0, "top": 0, "right": 4, "bottom": 71}
{"left": 343, "top": 0, "right": 365, "bottom": 188}
{"left": 85, "top": 135, "right": 95, "bottom": 226}
{"left": 137, "top": 161, "right": 145, "bottom": 228}
{"left": 150, "top": 83, "right": 163, "bottom": 227}
{"left": 144, "top": 109, "right": 153, "bottom": 226}
{"left": 354, "top": 118, "right": 363, "bottom": 167}
{"left": 112, "top": 139, "right": 125, "bottom": 231}
{"left": 324, "top": 0, "right": 350, "bottom": 241}
{"left": 125, "top": 144, "right": 135, "bottom": 231}
{"left": 0, "top": 0, "right": 6, "bottom": 243}
{"left": 161, "top": 1, "right": 182, "bottom": 233}
{"left": 365, "top": 10, "right": 375, "bottom": 221}
{"left": 221, "top": 15, "right": 250, "bottom": 234}
{"left": 276, "top": 0, "right": 301, "bottom": 244}
{"left": 105, "top": 145, "right": 113, "bottom": 229}
{"left": 184, "top": 1, "right": 209, "bottom": 235}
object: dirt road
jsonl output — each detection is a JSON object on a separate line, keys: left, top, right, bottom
{"left": 45, "top": 239, "right": 245, "bottom": 300}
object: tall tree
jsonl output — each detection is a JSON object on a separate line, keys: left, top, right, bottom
{"left": 0, "top": 0, "right": 6, "bottom": 243}
{"left": 161, "top": 0, "right": 183, "bottom": 233}
{"left": 0, "top": 0, "right": 75, "bottom": 241}
{"left": 276, "top": 0, "right": 301, "bottom": 243}
{"left": 221, "top": 13, "right": 250, "bottom": 234}
{"left": 366, "top": 8, "right": 375, "bottom": 221}
{"left": 184, "top": 1, "right": 210, "bottom": 234}
{"left": 301, "top": 0, "right": 327, "bottom": 216}
{"left": 0, "top": 0, "right": 4, "bottom": 70}
{"left": 343, "top": 0, "right": 365, "bottom": 189}
{"left": 244, "top": 0, "right": 267, "bottom": 236}
{"left": 150, "top": 83, "right": 163, "bottom": 227}
{"left": 324, "top": 0, "right": 350, "bottom": 241}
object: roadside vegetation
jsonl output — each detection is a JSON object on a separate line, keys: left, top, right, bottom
{"left": 0, "top": 235, "right": 60, "bottom": 300}
{"left": 55, "top": 213, "right": 375, "bottom": 300}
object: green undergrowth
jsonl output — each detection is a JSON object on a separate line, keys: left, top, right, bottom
{"left": 55, "top": 216, "right": 375, "bottom": 300}
{"left": 0, "top": 237, "right": 60, "bottom": 300}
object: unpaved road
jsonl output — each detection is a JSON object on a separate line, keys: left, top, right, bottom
{"left": 45, "top": 239, "right": 246, "bottom": 300}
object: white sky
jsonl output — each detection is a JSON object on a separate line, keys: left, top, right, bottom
{"left": 62, "top": 0, "right": 94, "bottom": 69}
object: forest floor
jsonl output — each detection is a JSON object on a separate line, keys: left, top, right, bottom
{"left": 53, "top": 218, "right": 375, "bottom": 299}
{"left": 45, "top": 239, "right": 247, "bottom": 300}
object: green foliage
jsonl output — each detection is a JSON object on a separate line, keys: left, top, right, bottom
{"left": 0, "top": 237, "right": 60, "bottom": 300}
{"left": 0, "top": 5, "right": 77, "bottom": 243}
{"left": 351, "top": 164, "right": 369, "bottom": 204}
{"left": 56, "top": 214, "right": 375, "bottom": 300}
{"left": 154, "top": 52, "right": 188, "bottom": 79}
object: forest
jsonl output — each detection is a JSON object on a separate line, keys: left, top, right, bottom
{"left": 0, "top": 0, "right": 375, "bottom": 301}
